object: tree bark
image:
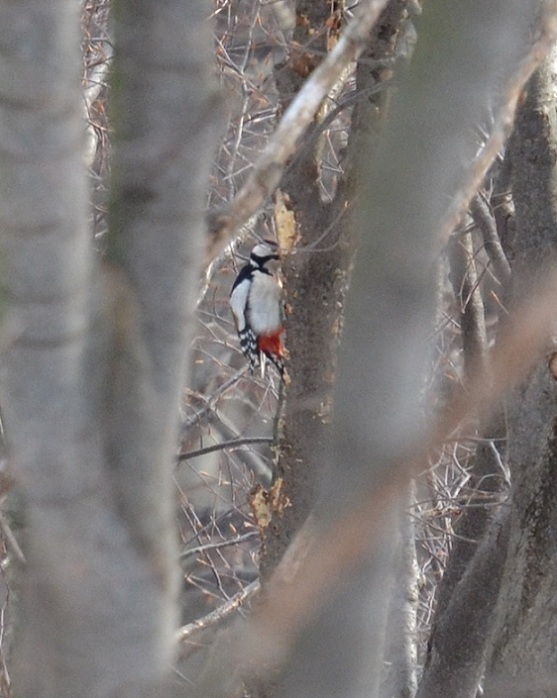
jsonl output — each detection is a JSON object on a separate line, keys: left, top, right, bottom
{"left": 0, "top": 3, "right": 93, "bottom": 693}
{"left": 382, "top": 486, "right": 419, "bottom": 698}
{"left": 484, "top": 41, "right": 557, "bottom": 696}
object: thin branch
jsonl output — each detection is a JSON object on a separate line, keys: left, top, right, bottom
{"left": 181, "top": 367, "right": 248, "bottom": 432}
{"left": 179, "top": 531, "right": 259, "bottom": 561}
{"left": 470, "top": 193, "right": 512, "bottom": 287}
{"left": 207, "top": 412, "right": 274, "bottom": 483}
{"left": 177, "top": 436, "right": 273, "bottom": 462}
{"left": 198, "top": 230, "right": 246, "bottom": 310}
{"left": 448, "top": 230, "right": 489, "bottom": 382}
{"left": 175, "top": 579, "right": 260, "bottom": 660}
{"left": 0, "top": 511, "right": 25, "bottom": 565}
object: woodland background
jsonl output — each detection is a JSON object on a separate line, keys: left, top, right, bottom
{"left": 0, "top": 1, "right": 557, "bottom": 697}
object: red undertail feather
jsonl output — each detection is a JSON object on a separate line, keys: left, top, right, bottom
{"left": 257, "top": 329, "right": 285, "bottom": 359}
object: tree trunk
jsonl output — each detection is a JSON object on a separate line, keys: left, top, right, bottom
{"left": 484, "top": 41, "right": 557, "bottom": 697}
{"left": 0, "top": 2, "right": 217, "bottom": 696}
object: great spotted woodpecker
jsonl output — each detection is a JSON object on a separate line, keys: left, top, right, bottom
{"left": 230, "top": 240, "right": 285, "bottom": 377}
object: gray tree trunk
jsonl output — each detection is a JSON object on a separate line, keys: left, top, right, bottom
{"left": 0, "top": 2, "right": 217, "bottom": 696}
{"left": 484, "top": 41, "right": 557, "bottom": 697}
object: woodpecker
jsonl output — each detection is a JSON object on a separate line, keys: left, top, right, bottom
{"left": 230, "top": 240, "right": 285, "bottom": 377}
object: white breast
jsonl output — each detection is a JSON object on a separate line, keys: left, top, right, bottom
{"left": 248, "top": 273, "right": 282, "bottom": 334}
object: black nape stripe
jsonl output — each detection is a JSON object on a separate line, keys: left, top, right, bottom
{"left": 251, "top": 253, "right": 279, "bottom": 266}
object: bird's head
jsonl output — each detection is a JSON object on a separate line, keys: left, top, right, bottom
{"left": 250, "top": 240, "right": 280, "bottom": 273}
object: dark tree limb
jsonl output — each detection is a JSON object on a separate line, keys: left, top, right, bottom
{"left": 470, "top": 193, "right": 512, "bottom": 289}
{"left": 416, "top": 505, "right": 511, "bottom": 698}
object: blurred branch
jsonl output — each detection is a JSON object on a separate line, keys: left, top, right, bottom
{"left": 206, "top": 0, "right": 391, "bottom": 258}
{"left": 440, "top": 1, "right": 557, "bottom": 241}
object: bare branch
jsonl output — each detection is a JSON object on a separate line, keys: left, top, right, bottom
{"left": 448, "top": 230, "right": 489, "bottom": 382}
{"left": 179, "top": 532, "right": 259, "bottom": 561}
{"left": 181, "top": 367, "right": 249, "bottom": 432}
{"left": 176, "top": 579, "right": 260, "bottom": 661}
{"left": 177, "top": 437, "right": 273, "bottom": 463}
{"left": 470, "top": 193, "right": 512, "bottom": 288}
